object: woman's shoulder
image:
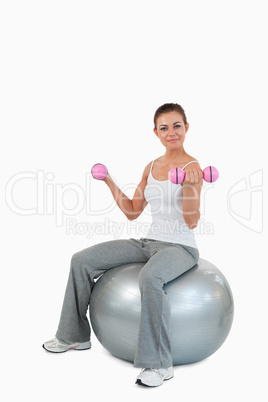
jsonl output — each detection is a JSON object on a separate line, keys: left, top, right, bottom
{"left": 182, "top": 155, "right": 201, "bottom": 170}
{"left": 141, "top": 160, "right": 154, "bottom": 181}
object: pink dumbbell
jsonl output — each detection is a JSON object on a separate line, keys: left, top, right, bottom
{"left": 168, "top": 166, "right": 219, "bottom": 184}
{"left": 91, "top": 163, "right": 108, "bottom": 180}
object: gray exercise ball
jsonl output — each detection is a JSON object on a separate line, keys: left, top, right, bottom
{"left": 90, "top": 258, "right": 234, "bottom": 365}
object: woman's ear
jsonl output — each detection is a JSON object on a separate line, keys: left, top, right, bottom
{"left": 153, "top": 128, "right": 159, "bottom": 138}
{"left": 185, "top": 123, "right": 189, "bottom": 133}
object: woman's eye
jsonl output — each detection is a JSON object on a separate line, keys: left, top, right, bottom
{"left": 160, "top": 125, "right": 181, "bottom": 131}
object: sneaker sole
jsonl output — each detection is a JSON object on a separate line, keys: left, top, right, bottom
{"left": 136, "top": 375, "right": 174, "bottom": 387}
{"left": 42, "top": 344, "right": 91, "bottom": 353}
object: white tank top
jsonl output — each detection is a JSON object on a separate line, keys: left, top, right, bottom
{"left": 144, "top": 160, "right": 199, "bottom": 249}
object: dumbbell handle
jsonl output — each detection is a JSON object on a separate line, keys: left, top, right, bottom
{"left": 168, "top": 166, "right": 219, "bottom": 184}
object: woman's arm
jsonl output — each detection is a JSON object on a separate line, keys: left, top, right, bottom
{"left": 182, "top": 165, "right": 203, "bottom": 229}
{"left": 103, "top": 163, "right": 150, "bottom": 221}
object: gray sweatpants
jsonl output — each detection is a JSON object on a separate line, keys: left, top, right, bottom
{"left": 56, "top": 238, "right": 199, "bottom": 368}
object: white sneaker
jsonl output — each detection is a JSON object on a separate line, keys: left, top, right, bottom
{"left": 136, "top": 366, "right": 174, "bottom": 387}
{"left": 42, "top": 337, "right": 91, "bottom": 353}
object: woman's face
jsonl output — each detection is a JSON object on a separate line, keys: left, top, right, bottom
{"left": 154, "top": 111, "right": 189, "bottom": 150}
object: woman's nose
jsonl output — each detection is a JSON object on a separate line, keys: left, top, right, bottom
{"left": 168, "top": 128, "right": 175, "bottom": 136}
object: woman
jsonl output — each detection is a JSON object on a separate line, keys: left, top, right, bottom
{"left": 43, "top": 103, "right": 203, "bottom": 387}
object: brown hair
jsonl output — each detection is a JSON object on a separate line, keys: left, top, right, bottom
{"left": 154, "top": 103, "right": 188, "bottom": 129}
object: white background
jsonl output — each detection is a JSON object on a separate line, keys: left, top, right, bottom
{"left": 1, "top": 0, "right": 267, "bottom": 400}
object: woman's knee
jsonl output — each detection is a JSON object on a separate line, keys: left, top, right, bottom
{"left": 71, "top": 250, "right": 83, "bottom": 267}
{"left": 70, "top": 249, "right": 92, "bottom": 275}
{"left": 138, "top": 265, "right": 163, "bottom": 292}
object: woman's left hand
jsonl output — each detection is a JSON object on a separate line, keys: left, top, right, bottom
{"left": 183, "top": 169, "right": 203, "bottom": 188}
{"left": 182, "top": 169, "right": 203, "bottom": 229}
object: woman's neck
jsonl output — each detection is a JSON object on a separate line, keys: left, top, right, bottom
{"left": 163, "top": 148, "right": 187, "bottom": 163}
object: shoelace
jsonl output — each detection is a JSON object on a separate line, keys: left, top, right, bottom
{"left": 51, "top": 338, "right": 69, "bottom": 347}
{"left": 141, "top": 368, "right": 160, "bottom": 375}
